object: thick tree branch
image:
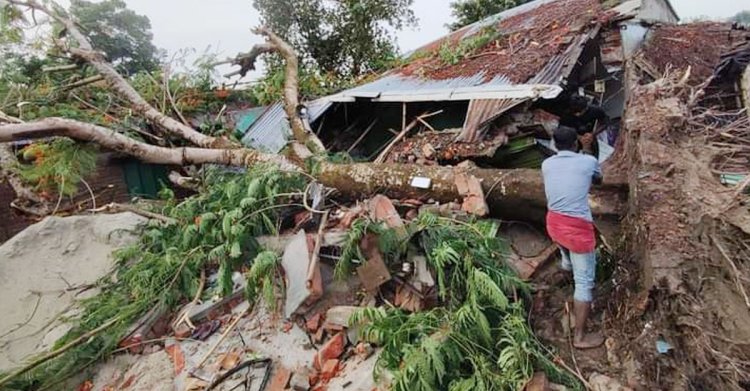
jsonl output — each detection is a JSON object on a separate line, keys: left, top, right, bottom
{"left": 222, "top": 43, "right": 275, "bottom": 77}
{"left": 0, "top": 118, "right": 299, "bottom": 171}
{"left": 229, "top": 27, "right": 325, "bottom": 152}
{"left": 6, "top": 0, "right": 226, "bottom": 149}
{"left": 317, "top": 162, "right": 622, "bottom": 221}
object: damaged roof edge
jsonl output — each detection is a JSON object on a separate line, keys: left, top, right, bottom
{"left": 328, "top": 84, "right": 564, "bottom": 103}
{"left": 240, "top": 98, "right": 333, "bottom": 153}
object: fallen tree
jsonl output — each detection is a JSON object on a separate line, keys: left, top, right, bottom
{"left": 0, "top": 1, "right": 624, "bottom": 221}
{"left": 0, "top": 1, "right": 622, "bottom": 389}
{"left": 0, "top": 117, "right": 623, "bottom": 220}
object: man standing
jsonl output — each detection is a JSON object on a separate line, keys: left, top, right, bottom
{"left": 542, "top": 126, "right": 604, "bottom": 349}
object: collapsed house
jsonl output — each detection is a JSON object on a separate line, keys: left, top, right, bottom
{"left": 239, "top": 0, "right": 677, "bottom": 171}
{"left": 4, "top": 0, "right": 750, "bottom": 391}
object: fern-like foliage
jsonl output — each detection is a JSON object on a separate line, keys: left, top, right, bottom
{"left": 16, "top": 138, "right": 97, "bottom": 197}
{"left": 245, "top": 251, "right": 283, "bottom": 310}
{"left": 347, "top": 212, "right": 582, "bottom": 391}
{"left": 4, "top": 163, "right": 306, "bottom": 390}
{"left": 334, "top": 217, "right": 405, "bottom": 280}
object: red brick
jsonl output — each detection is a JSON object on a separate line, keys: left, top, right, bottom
{"left": 268, "top": 366, "right": 292, "bottom": 391}
{"left": 322, "top": 322, "right": 345, "bottom": 332}
{"left": 309, "top": 370, "right": 320, "bottom": 386}
{"left": 317, "top": 332, "right": 346, "bottom": 364}
{"left": 320, "top": 359, "right": 340, "bottom": 383}
{"left": 306, "top": 313, "right": 323, "bottom": 333}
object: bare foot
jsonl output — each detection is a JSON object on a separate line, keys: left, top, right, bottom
{"left": 573, "top": 332, "right": 605, "bottom": 349}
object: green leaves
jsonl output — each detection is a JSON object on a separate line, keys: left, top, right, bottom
{"left": 15, "top": 138, "right": 98, "bottom": 197}
{"left": 448, "top": 0, "right": 533, "bottom": 31}
{"left": 471, "top": 269, "right": 509, "bottom": 310}
{"left": 69, "top": 0, "right": 160, "bottom": 74}
{"left": 229, "top": 241, "right": 242, "bottom": 258}
{"left": 245, "top": 251, "right": 282, "bottom": 310}
{"left": 252, "top": 0, "right": 416, "bottom": 102}
{"left": 6, "top": 165, "right": 308, "bottom": 390}
{"left": 346, "top": 213, "right": 581, "bottom": 390}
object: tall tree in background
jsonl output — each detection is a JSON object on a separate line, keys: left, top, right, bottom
{"left": 732, "top": 10, "right": 750, "bottom": 26}
{"left": 448, "top": 0, "right": 531, "bottom": 31}
{"left": 69, "top": 0, "right": 161, "bottom": 74}
{"left": 252, "top": 0, "right": 416, "bottom": 79}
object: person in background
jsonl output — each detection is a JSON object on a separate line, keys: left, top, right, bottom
{"left": 542, "top": 126, "right": 604, "bottom": 349}
{"left": 559, "top": 95, "right": 608, "bottom": 158}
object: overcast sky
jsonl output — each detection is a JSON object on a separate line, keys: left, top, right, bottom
{"left": 120, "top": 0, "right": 747, "bottom": 79}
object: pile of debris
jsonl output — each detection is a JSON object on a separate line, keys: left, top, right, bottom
{"left": 384, "top": 108, "right": 560, "bottom": 168}
{"left": 50, "top": 188, "right": 571, "bottom": 391}
{"left": 640, "top": 22, "right": 749, "bottom": 84}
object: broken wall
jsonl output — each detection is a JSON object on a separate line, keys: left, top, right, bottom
{"left": 637, "top": 0, "right": 678, "bottom": 23}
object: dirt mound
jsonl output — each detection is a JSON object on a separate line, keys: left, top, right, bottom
{"left": 603, "top": 73, "right": 750, "bottom": 390}
{"left": 0, "top": 212, "right": 146, "bottom": 372}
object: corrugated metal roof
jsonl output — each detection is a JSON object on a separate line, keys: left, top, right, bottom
{"left": 239, "top": 98, "right": 332, "bottom": 153}
{"left": 459, "top": 23, "right": 601, "bottom": 141}
{"left": 232, "top": 107, "right": 267, "bottom": 136}
{"left": 328, "top": 0, "right": 600, "bottom": 104}
{"left": 329, "top": 76, "right": 563, "bottom": 102}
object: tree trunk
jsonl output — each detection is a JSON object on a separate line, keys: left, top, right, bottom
{"left": 318, "top": 162, "right": 623, "bottom": 220}
{"left": 0, "top": 118, "right": 624, "bottom": 220}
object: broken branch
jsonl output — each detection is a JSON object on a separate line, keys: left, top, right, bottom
{"left": 0, "top": 316, "right": 123, "bottom": 388}
{"left": 90, "top": 202, "right": 177, "bottom": 224}
{"left": 42, "top": 63, "right": 79, "bottom": 73}
{"left": 7, "top": 0, "right": 223, "bottom": 148}
{"left": 0, "top": 117, "right": 300, "bottom": 171}
{"left": 57, "top": 75, "right": 104, "bottom": 91}
{"left": 228, "top": 27, "right": 325, "bottom": 152}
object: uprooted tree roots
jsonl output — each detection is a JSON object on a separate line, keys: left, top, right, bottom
{"left": 602, "top": 69, "right": 750, "bottom": 390}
